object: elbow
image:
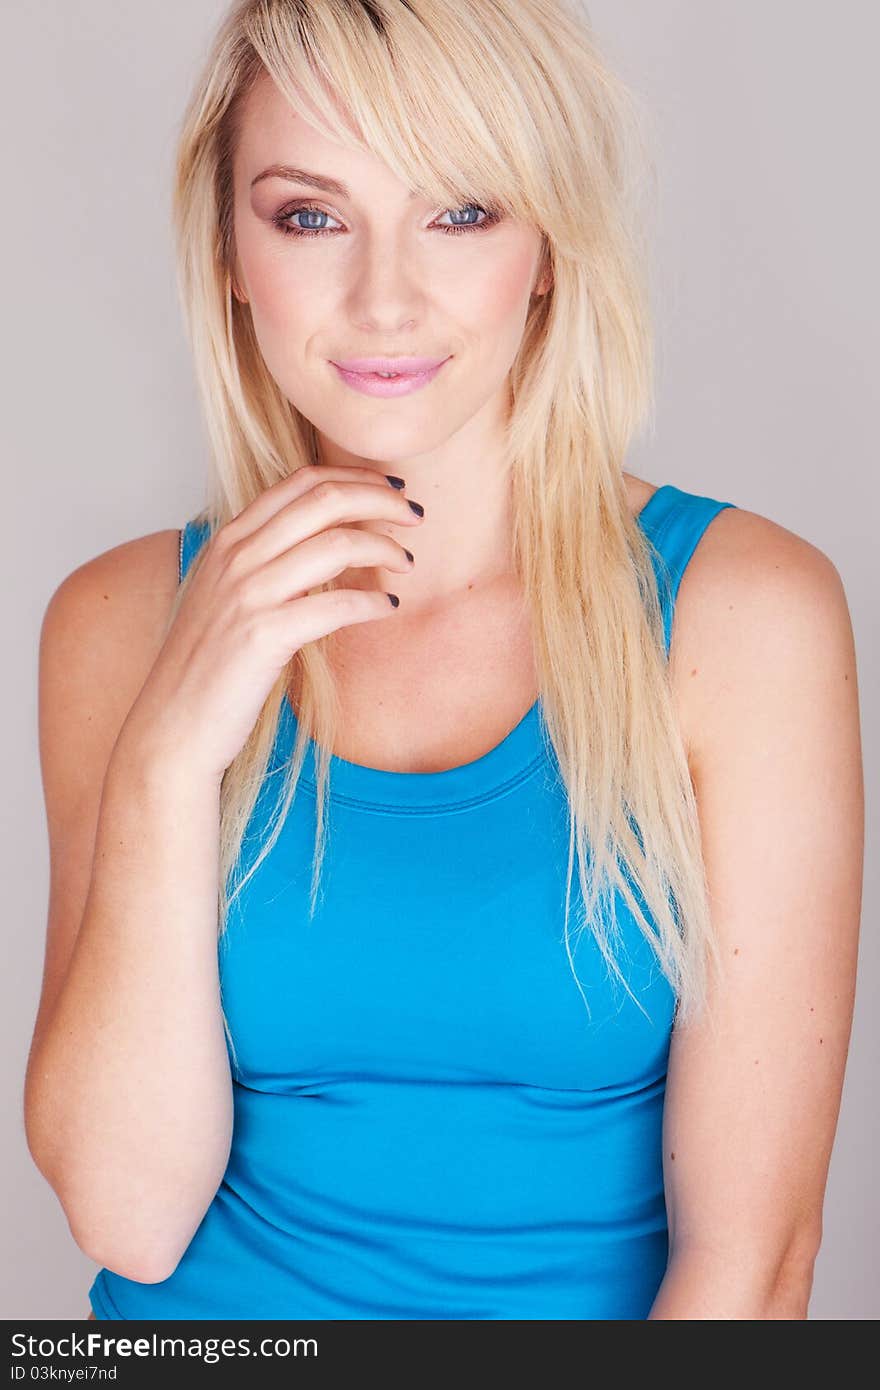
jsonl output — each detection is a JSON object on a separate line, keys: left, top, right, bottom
{"left": 660, "top": 1219, "right": 823, "bottom": 1319}
{"left": 66, "top": 1185, "right": 209, "bottom": 1285}
{"left": 56, "top": 1173, "right": 197, "bottom": 1287}
{"left": 23, "top": 1132, "right": 182, "bottom": 1285}
{"left": 85, "top": 1252, "right": 180, "bottom": 1286}
{"left": 62, "top": 1168, "right": 226, "bottom": 1285}
{"left": 771, "top": 1262, "right": 815, "bottom": 1320}
{"left": 24, "top": 1080, "right": 227, "bottom": 1288}
{"left": 72, "top": 1218, "right": 184, "bottom": 1286}
{"left": 771, "top": 1224, "right": 823, "bottom": 1319}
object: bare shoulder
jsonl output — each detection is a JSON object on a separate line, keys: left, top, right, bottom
{"left": 43, "top": 526, "right": 182, "bottom": 628}
{"left": 669, "top": 503, "right": 855, "bottom": 766}
{"left": 39, "top": 527, "right": 181, "bottom": 757}
{"left": 32, "top": 528, "right": 180, "bottom": 1052}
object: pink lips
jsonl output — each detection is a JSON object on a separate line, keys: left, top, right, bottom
{"left": 332, "top": 356, "right": 447, "bottom": 373}
{"left": 329, "top": 355, "right": 451, "bottom": 398}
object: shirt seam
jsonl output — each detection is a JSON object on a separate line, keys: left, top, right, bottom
{"left": 292, "top": 751, "right": 552, "bottom": 816}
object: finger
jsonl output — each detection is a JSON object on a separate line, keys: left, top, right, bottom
{"left": 227, "top": 463, "right": 407, "bottom": 540}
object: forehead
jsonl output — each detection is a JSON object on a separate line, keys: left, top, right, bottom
{"left": 234, "top": 70, "right": 365, "bottom": 179}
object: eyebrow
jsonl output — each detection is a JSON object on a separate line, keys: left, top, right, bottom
{"left": 250, "top": 164, "right": 418, "bottom": 200}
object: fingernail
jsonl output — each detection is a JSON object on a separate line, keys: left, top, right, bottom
{"left": 408, "top": 500, "right": 424, "bottom": 516}
{"left": 387, "top": 592, "right": 400, "bottom": 607}
{"left": 404, "top": 549, "right": 414, "bottom": 562}
{"left": 385, "top": 475, "right": 406, "bottom": 489}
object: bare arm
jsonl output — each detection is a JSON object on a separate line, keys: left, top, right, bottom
{"left": 24, "top": 533, "right": 233, "bottom": 1284}
{"left": 24, "top": 467, "right": 424, "bottom": 1285}
{"left": 649, "top": 508, "right": 863, "bottom": 1319}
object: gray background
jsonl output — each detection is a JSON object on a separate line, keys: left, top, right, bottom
{"left": 4, "top": 1, "right": 876, "bottom": 1319}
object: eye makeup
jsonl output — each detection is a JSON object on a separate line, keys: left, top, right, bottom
{"left": 270, "top": 201, "right": 503, "bottom": 239}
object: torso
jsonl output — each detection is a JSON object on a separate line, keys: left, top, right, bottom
{"left": 288, "top": 474, "right": 663, "bottom": 775}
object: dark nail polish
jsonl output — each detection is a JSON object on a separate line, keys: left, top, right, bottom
{"left": 385, "top": 475, "right": 406, "bottom": 489}
{"left": 404, "top": 548, "right": 414, "bottom": 562}
{"left": 408, "top": 499, "right": 424, "bottom": 516}
{"left": 387, "top": 592, "right": 400, "bottom": 607}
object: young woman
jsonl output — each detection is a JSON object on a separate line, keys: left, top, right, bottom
{"left": 26, "top": 0, "right": 862, "bottom": 1321}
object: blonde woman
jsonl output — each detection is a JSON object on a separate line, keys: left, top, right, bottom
{"left": 26, "top": 0, "right": 862, "bottom": 1322}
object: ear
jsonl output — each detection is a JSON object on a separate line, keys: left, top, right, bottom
{"left": 533, "top": 267, "right": 553, "bottom": 297}
{"left": 532, "top": 243, "right": 553, "bottom": 298}
{"left": 229, "top": 270, "right": 249, "bottom": 305}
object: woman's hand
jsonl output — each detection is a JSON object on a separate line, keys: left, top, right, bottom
{"left": 120, "top": 465, "right": 423, "bottom": 784}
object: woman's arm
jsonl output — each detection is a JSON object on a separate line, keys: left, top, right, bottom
{"left": 650, "top": 507, "right": 863, "bottom": 1319}
{"left": 24, "top": 534, "right": 234, "bottom": 1284}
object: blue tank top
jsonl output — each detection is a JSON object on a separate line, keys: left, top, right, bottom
{"left": 89, "top": 482, "right": 735, "bottom": 1321}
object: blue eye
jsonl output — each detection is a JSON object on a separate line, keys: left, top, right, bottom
{"left": 433, "top": 205, "right": 498, "bottom": 235}
{"left": 273, "top": 205, "right": 343, "bottom": 237}
{"left": 271, "top": 202, "right": 501, "bottom": 239}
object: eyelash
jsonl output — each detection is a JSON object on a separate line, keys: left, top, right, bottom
{"left": 270, "top": 202, "right": 502, "bottom": 239}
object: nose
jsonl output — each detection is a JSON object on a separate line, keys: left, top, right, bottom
{"left": 346, "top": 233, "right": 424, "bottom": 335}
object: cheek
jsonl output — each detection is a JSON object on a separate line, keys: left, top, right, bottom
{"left": 236, "top": 238, "right": 325, "bottom": 392}
{"left": 234, "top": 208, "right": 322, "bottom": 334}
{"left": 460, "top": 242, "right": 537, "bottom": 347}
{"left": 242, "top": 244, "right": 319, "bottom": 337}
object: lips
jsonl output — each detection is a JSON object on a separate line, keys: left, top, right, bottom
{"left": 330, "top": 357, "right": 450, "bottom": 397}
{"left": 330, "top": 356, "right": 449, "bottom": 376}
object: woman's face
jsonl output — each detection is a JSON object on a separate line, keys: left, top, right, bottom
{"left": 231, "top": 73, "right": 550, "bottom": 464}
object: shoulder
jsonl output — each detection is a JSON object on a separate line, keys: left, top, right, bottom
{"left": 39, "top": 527, "right": 181, "bottom": 788}
{"left": 41, "top": 527, "right": 181, "bottom": 676}
{"left": 670, "top": 503, "right": 855, "bottom": 768}
{"left": 46, "top": 525, "right": 182, "bottom": 605}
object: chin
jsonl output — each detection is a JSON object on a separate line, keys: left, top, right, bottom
{"left": 326, "top": 421, "right": 454, "bottom": 462}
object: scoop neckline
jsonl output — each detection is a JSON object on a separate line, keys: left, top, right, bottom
{"left": 275, "top": 482, "right": 673, "bottom": 812}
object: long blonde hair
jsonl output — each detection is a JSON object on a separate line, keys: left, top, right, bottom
{"left": 168, "top": 0, "right": 723, "bottom": 1074}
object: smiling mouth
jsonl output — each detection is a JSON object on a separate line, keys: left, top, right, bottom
{"left": 330, "top": 356, "right": 451, "bottom": 376}
{"left": 329, "top": 357, "right": 451, "bottom": 396}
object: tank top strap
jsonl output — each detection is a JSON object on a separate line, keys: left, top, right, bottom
{"left": 640, "top": 483, "right": 737, "bottom": 656}
{"left": 178, "top": 515, "right": 213, "bottom": 583}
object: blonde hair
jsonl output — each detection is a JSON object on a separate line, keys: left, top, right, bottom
{"left": 168, "top": 0, "right": 723, "bottom": 1074}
